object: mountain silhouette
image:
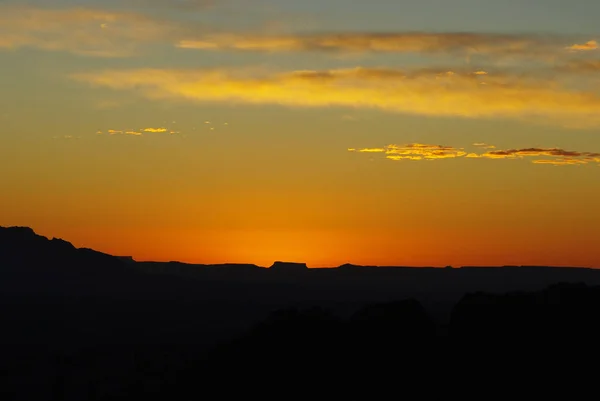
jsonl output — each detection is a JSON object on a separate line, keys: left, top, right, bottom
{"left": 1, "top": 226, "right": 599, "bottom": 400}
{"left": 270, "top": 260, "right": 308, "bottom": 271}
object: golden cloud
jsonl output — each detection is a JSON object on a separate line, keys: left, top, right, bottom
{"left": 0, "top": 4, "right": 175, "bottom": 57}
{"left": 71, "top": 67, "right": 600, "bottom": 128}
{"left": 566, "top": 40, "right": 599, "bottom": 51}
{"left": 143, "top": 127, "right": 168, "bottom": 132}
{"left": 350, "top": 144, "right": 600, "bottom": 166}
{"left": 349, "top": 144, "right": 466, "bottom": 161}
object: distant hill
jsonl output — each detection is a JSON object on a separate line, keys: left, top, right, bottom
{"left": 1, "top": 226, "right": 599, "bottom": 400}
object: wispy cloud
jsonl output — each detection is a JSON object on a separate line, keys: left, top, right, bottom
{"left": 2, "top": 3, "right": 596, "bottom": 64}
{"left": 143, "top": 127, "right": 168, "bottom": 132}
{"left": 350, "top": 144, "right": 600, "bottom": 166}
{"left": 177, "top": 32, "right": 596, "bottom": 60}
{"left": 71, "top": 66, "right": 600, "bottom": 128}
{"left": 0, "top": 4, "right": 176, "bottom": 57}
{"left": 106, "top": 129, "right": 143, "bottom": 136}
{"left": 532, "top": 159, "right": 592, "bottom": 166}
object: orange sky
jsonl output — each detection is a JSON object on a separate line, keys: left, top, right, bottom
{"left": 1, "top": 1, "right": 599, "bottom": 267}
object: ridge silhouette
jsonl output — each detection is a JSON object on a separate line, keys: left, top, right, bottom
{"left": 1, "top": 226, "right": 599, "bottom": 400}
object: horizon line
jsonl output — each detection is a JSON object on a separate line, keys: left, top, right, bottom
{"left": 3, "top": 225, "right": 598, "bottom": 270}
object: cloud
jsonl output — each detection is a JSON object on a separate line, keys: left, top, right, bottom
{"left": 1, "top": 4, "right": 593, "bottom": 62}
{"left": 566, "top": 40, "right": 598, "bottom": 51}
{"left": 348, "top": 148, "right": 387, "bottom": 153}
{"left": 0, "top": 4, "right": 176, "bottom": 57}
{"left": 107, "top": 129, "right": 142, "bottom": 136}
{"left": 71, "top": 66, "right": 600, "bottom": 128}
{"left": 532, "top": 159, "right": 591, "bottom": 166}
{"left": 103, "top": 126, "right": 181, "bottom": 136}
{"left": 349, "top": 144, "right": 466, "bottom": 161}
{"left": 176, "top": 32, "right": 594, "bottom": 60}
{"left": 478, "top": 148, "right": 600, "bottom": 159}
{"left": 350, "top": 144, "right": 600, "bottom": 166}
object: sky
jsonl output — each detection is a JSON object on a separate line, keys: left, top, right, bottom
{"left": 1, "top": 0, "right": 600, "bottom": 267}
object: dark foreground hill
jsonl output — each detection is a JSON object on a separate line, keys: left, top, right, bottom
{"left": 2, "top": 226, "right": 600, "bottom": 400}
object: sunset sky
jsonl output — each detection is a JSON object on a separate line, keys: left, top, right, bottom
{"left": 1, "top": 0, "right": 599, "bottom": 267}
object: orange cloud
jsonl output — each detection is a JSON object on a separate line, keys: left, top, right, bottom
{"left": 0, "top": 4, "right": 175, "bottom": 57}
{"left": 566, "top": 40, "right": 598, "bottom": 51}
{"left": 72, "top": 67, "right": 600, "bottom": 128}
